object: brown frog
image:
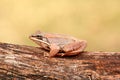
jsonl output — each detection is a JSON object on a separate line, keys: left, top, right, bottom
{"left": 29, "top": 31, "right": 87, "bottom": 57}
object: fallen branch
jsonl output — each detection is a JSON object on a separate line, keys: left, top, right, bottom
{"left": 0, "top": 42, "right": 120, "bottom": 80}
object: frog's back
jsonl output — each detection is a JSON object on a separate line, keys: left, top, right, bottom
{"left": 46, "top": 33, "right": 75, "bottom": 48}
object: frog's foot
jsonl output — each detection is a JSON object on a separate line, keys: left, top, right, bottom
{"left": 63, "top": 40, "right": 87, "bottom": 56}
{"left": 49, "top": 44, "right": 60, "bottom": 57}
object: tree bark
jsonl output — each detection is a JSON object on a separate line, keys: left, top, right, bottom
{"left": 0, "top": 42, "right": 120, "bottom": 80}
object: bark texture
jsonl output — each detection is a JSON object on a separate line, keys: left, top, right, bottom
{"left": 0, "top": 42, "right": 120, "bottom": 80}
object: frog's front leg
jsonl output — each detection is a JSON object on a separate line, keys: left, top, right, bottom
{"left": 62, "top": 40, "right": 87, "bottom": 56}
{"left": 49, "top": 44, "right": 60, "bottom": 57}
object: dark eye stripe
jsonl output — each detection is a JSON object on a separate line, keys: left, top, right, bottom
{"left": 37, "top": 37, "right": 42, "bottom": 40}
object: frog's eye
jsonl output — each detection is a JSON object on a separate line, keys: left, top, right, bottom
{"left": 36, "top": 34, "right": 43, "bottom": 40}
{"left": 31, "top": 34, "right": 43, "bottom": 40}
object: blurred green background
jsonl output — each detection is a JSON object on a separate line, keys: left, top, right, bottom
{"left": 0, "top": 0, "right": 120, "bottom": 51}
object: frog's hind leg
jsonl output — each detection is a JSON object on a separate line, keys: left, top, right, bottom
{"left": 63, "top": 40, "right": 87, "bottom": 56}
{"left": 49, "top": 44, "right": 60, "bottom": 57}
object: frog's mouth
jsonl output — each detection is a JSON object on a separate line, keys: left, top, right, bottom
{"left": 29, "top": 36, "right": 50, "bottom": 46}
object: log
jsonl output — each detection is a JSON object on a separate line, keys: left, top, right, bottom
{"left": 0, "top": 42, "right": 120, "bottom": 80}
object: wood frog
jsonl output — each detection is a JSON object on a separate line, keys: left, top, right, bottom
{"left": 29, "top": 31, "right": 87, "bottom": 57}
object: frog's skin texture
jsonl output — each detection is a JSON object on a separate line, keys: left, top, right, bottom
{"left": 29, "top": 31, "right": 87, "bottom": 57}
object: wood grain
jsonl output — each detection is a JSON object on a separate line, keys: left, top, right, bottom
{"left": 0, "top": 42, "right": 120, "bottom": 80}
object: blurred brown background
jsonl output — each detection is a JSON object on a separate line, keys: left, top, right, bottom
{"left": 0, "top": 0, "right": 120, "bottom": 51}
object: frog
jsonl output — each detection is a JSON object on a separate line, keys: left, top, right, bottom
{"left": 29, "top": 31, "right": 87, "bottom": 57}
